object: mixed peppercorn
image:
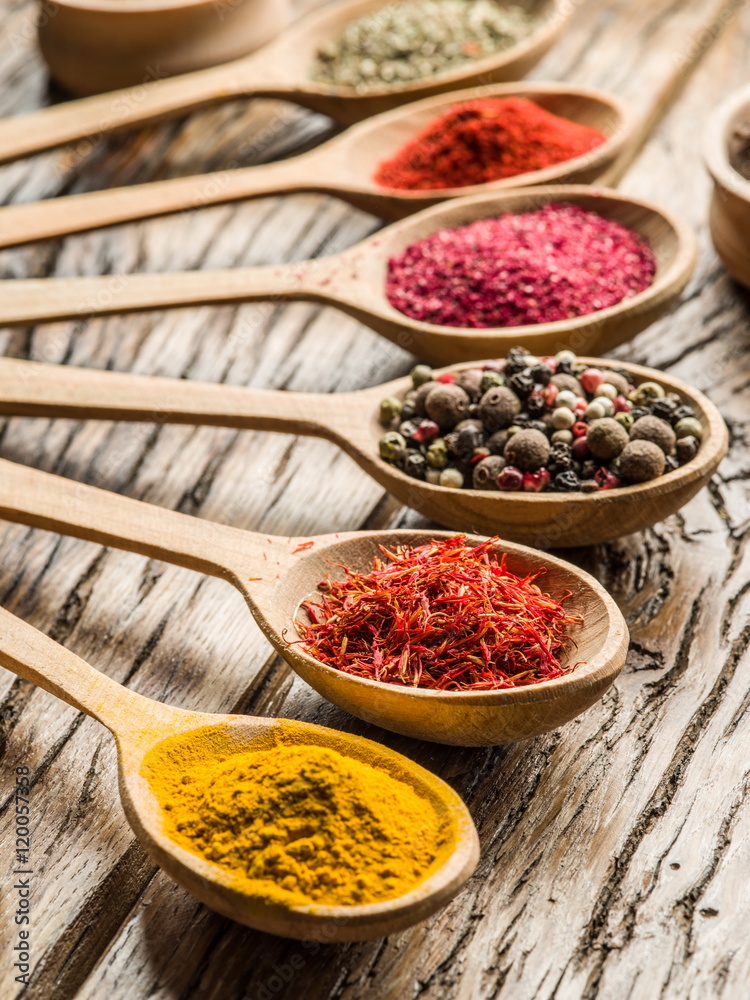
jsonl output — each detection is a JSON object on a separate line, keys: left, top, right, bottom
{"left": 378, "top": 348, "right": 704, "bottom": 493}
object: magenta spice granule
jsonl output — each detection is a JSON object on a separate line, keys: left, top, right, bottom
{"left": 385, "top": 203, "right": 657, "bottom": 328}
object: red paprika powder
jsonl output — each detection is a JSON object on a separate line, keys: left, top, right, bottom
{"left": 374, "top": 97, "right": 607, "bottom": 191}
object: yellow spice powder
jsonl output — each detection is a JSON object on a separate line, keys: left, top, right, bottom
{"left": 142, "top": 721, "right": 452, "bottom": 908}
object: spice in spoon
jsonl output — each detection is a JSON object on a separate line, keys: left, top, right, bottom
{"left": 375, "top": 98, "right": 607, "bottom": 191}
{"left": 312, "top": 0, "right": 535, "bottom": 91}
{"left": 297, "top": 535, "right": 582, "bottom": 691}
{"left": 386, "top": 202, "right": 657, "bottom": 328}
{"left": 378, "top": 348, "right": 702, "bottom": 493}
{"left": 145, "top": 721, "right": 453, "bottom": 907}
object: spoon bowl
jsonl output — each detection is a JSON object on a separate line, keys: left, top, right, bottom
{"left": 0, "top": 83, "right": 634, "bottom": 247}
{"left": 0, "top": 606, "right": 479, "bottom": 939}
{"left": 705, "top": 83, "right": 750, "bottom": 289}
{"left": 0, "top": 355, "right": 726, "bottom": 547}
{"left": 0, "top": 186, "right": 697, "bottom": 366}
{"left": 0, "top": 457, "right": 628, "bottom": 743}
{"left": 0, "top": 0, "right": 571, "bottom": 164}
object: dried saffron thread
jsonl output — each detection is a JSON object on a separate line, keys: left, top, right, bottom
{"left": 375, "top": 98, "right": 607, "bottom": 191}
{"left": 295, "top": 536, "right": 582, "bottom": 691}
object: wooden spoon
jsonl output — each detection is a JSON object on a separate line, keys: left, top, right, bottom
{"left": 0, "top": 0, "right": 570, "bottom": 165}
{"left": 0, "top": 456, "right": 628, "bottom": 745}
{"left": 0, "top": 83, "right": 633, "bottom": 242}
{"left": 0, "top": 355, "right": 727, "bottom": 547}
{"left": 0, "top": 605, "right": 480, "bottom": 940}
{"left": 0, "top": 187, "right": 697, "bottom": 365}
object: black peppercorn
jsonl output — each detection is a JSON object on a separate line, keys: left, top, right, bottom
{"left": 504, "top": 346, "right": 528, "bottom": 376}
{"left": 629, "top": 406, "right": 651, "bottom": 422}
{"left": 526, "top": 393, "right": 546, "bottom": 417}
{"left": 527, "top": 419, "right": 548, "bottom": 434}
{"left": 399, "top": 399, "right": 416, "bottom": 422}
{"left": 548, "top": 441, "right": 573, "bottom": 475}
{"left": 507, "top": 370, "right": 535, "bottom": 399}
{"left": 555, "top": 358, "right": 574, "bottom": 375}
{"left": 554, "top": 470, "right": 581, "bottom": 491}
{"left": 673, "top": 404, "right": 695, "bottom": 422}
{"left": 529, "top": 362, "right": 553, "bottom": 385}
{"left": 651, "top": 397, "right": 678, "bottom": 421}
{"left": 403, "top": 450, "right": 426, "bottom": 479}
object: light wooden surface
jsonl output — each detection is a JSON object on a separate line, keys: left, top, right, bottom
{"left": 0, "top": 604, "right": 481, "bottom": 940}
{"left": 0, "top": 355, "right": 728, "bottom": 547}
{"left": 0, "top": 0, "right": 749, "bottom": 997}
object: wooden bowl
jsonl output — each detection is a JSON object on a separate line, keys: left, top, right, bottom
{"left": 38, "top": 0, "right": 291, "bottom": 96}
{"left": 706, "top": 84, "right": 750, "bottom": 289}
{"left": 361, "top": 358, "right": 728, "bottom": 548}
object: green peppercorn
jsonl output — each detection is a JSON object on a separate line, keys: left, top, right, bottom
{"left": 480, "top": 371, "right": 504, "bottom": 393}
{"left": 379, "top": 431, "right": 406, "bottom": 462}
{"left": 674, "top": 417, "right": 704, "bottom": 440}
{"left": 631, "top": 381, "right": 666, "bottom": 406}
{"left": 378, "top": 396, "right": 403, "bottom": 425}
{"left": 411, "top": 364, "right": 434, "bottom": 388}
{"left": 615, "top": 412, "right": 634, "bottom": 431}
{"left": 425, "top": 439, "right": 448, "bottom": 469}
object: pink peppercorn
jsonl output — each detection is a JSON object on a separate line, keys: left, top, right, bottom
{"left": 413, "top": 420, "right": 440, "bottom": 444}
{"left": 497, "top": 466, "right": 524, "bottom": 491}
{"left": 435, "top": 372, "right": 457, "bottom": 383}
{"left": 523, "top": 469, "right": 551, "bottom": 492}
{"left": 595, "top": 468, "right": 621, "bottom": 490}
{"left": 571, "top": 437, "right": 590, "bottom": 461}
{"left": 386, "top": 203, "right": 657, "bottom": 329}
{"left": 580, "top": 368, "right": 605, "bottom": 393}
{"left": 613, "top": 395, "right": 631, "bottom": 413}
{"left": 572, "top": 421, "right": 588, "bottom": 438}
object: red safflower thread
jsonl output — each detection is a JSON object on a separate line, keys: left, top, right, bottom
{"left": 375, "top": 97, "right": 607, "bottom": 191}
{"left": 295, "top": 535, "right": 582, "bottom": 691}
{"left": 385, "top": 202, "right": 657, "bottom": 328}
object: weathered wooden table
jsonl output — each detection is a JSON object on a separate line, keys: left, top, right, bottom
{"left": 1, "top": 1, "right": 749, "bottom": 997}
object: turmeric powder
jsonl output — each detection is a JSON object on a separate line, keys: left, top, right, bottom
{"left": 142, "top": 720, "right": 454, "bottom": 908}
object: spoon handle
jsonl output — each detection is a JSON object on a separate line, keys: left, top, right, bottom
{"left": 0, "top": 150, "right": 331, "bottom": 249}
{"left": 0, "top": 456, "right": 265, "bottom": 585}
{"left": 0, "top": 357, "right": 358, "bottom": 440}
{"left": 0, "top": 258, "right": 339, "bottom": 327}
{"left": 0, "top": 604, "right": 160, "bottom": 730}
{"left": 0, "top": 48, "right": 294, "bottom": 166}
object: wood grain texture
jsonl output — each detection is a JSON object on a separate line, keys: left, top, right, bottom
{"left": 0, "top": 0, "right": 749, "bottom": 998}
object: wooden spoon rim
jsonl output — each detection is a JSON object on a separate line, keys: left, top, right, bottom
{"left": 343, "top": 83, "right": 635, "bottom": 199}
{"left": 705, "top": 83, "right": 750, "bottom": 201}
{"left": 367, "top": 357, "right": 728, "bottom": 506}
{"left": 129, "top": 716, "right": 479, "bottom": 922}
{"left": 281, "top": 529, "right": 628, "bottom": 703}
{"left": 354, "top": 185, "right": 698, "bottom": 336}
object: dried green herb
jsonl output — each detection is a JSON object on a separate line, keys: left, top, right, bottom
{"left": 312, "top": 0, "right": 535, "bottom": 91}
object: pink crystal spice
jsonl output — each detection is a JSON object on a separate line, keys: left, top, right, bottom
{"left": 385, "top": 202, "right": 657, "bottom": 328}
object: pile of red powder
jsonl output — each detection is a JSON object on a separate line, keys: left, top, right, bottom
{"left": 375, "top": 97, "right": 607, "bottom": 191}
{"left": 385, "top": 203, "right": 657, "bottom": 328}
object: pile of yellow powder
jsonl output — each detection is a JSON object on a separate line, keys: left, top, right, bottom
{"left": 143, "top": 722, "right": 453, "bottom": 908}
